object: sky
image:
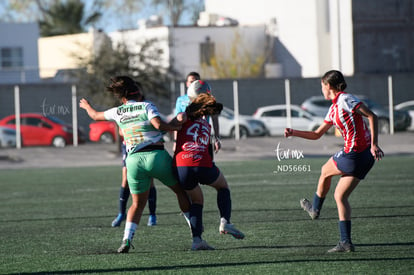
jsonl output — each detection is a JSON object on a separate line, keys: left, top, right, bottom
{"left": 0, "top": 0, "right": 199, "bottom": 33}
{"left": 86, "top": 0, "right": 198, "bottom": 33}
{"left": 92, "top": 1, "right": 161, "bottom": 32}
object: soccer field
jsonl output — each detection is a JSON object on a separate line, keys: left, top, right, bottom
{"left": 1, "top": 156, "right": 413, "bottom": 274}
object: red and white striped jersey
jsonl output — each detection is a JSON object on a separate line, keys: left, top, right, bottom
{"left": 324, "top": 92, "right": 371, "bottom": 153}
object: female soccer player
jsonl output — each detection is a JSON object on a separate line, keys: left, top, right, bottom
{"left": 112, "top": 87, "right": 158, "bottom": 227}
{"left": 174, "top": 72, "right": 221, "bottom": 154}
{"left": 284, "top": 70, "right": 384, "bottom": 253}
{"left": 174, "top": 92, "right": 244, "bottom": 251}
{"left": 80, "top": 76, "right": 191, "bottom": 253}
{"left": 111, "top": 135, "right": 158, "bottom": 227}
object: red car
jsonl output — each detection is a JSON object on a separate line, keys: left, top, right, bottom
{"left": 89, "top": 121, "right": 117, "bottom": 143}
{"left": 88, "top": 115, "right": 173, "bottom": 144}
{"left": 0, "top": 113, "right": 84, "bottom": 147}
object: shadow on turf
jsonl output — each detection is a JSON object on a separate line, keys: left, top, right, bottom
{"left": 357, "top": 242, "right": 414, "bottom": 247}
{"left": 3, "top": 205, "right": 414, "bottom": 224}
{"left": 0, "top": 212, "right": 198, "bottom": 223}
{"left": 8, "top": 254, "right": 414, "bottom": 275}
{"left": 219, "top": 241, "right": 414, "bottom": 251}
{"left": 0, "top": 208, "right": 316, "bottom": 224}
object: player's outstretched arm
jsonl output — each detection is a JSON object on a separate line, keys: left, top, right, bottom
{"left": 164, "top": 112, "right": 187, "bottom": 130}
{"left": 79, "top": 98, "right": 106, "bottom": 121}
{"left": 284, "top": 123, "right": 331, "bottom": 140}
{"left": 150, "top": 115, "right": 184, "bottom": 132}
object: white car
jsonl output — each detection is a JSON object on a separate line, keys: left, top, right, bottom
{"left": 0, "top": 126, "right": 17, "bottom": 148}
{"left": 394, "top": 100, "right": 414, "bottom": 131}
{"left": 252, "top": 104, "right": 324, "bottom": 136}
{"left": 218, "top": 107, "right": 268, "bottom": 138}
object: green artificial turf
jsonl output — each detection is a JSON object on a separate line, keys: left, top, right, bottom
{"left": 0, "top": 156, "right": 413, "bottom": 274}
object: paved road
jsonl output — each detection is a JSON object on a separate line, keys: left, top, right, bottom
{"left": 1, "top": 132, "right": 413, "bottom": 169}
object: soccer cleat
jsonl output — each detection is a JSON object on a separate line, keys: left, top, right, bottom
{"left": 147, "top": 215, "right": 157, "bottom": 226}
{"left": 191, "top": 240, "right": 215, "bottom": 251}
{"left": 117, "top": 239, "right": 134, "bottom": 253}
{"left": 327, "top": 241, "right": 355, "bottom": 253}
{"left": 219, "top": 220, "right": 245, "bottom": 239}
{"left": 300, "top": 198, "right": 319, "bottom": 220}
{"left": 111, "top": 213, "right": 126, "bottom": 227}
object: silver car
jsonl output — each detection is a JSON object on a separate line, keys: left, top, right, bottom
{"left": 0, "top": 126, "right": 16, "bottom": 148}
{"left": 301, "top": 95, "right": 411, "bottom": 134}
{"left": 252, "top": 104, "right": 324, "bottom": 136}
{"left": 394, "top": 100, "right": 414, "bottom": 131}
{"left": 219, "top": 107, "right": 268, "bottom": 138}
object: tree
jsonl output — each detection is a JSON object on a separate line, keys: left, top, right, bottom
{"left": 0, "top": 0, "right": 41, "bottom": 22}
{"left": 151, "top": 0, "right": 204, "bottom": 26}
{"left": 0, "top": 0, "right": 202, "bottom": 32}
{"left": 201, "top": 32, "right": 266, "bottom": 79}
{"left": 0, "top": 0, "right": 103, "bottom": 36}
{"left": 74, "top": 37, "right": 177, "bottom": 110}
{"left": 38, "top": 0, "right": 102, "bottom": 36}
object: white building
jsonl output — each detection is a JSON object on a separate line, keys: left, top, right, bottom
{"left": 109, "top": 24, "right": 268, "bottom": 80}
{"left": 38, "top": 28, "right": 110, "bottom": 79}
{"left": 33, "top": 0, "right": 355, "bottom": 82}
{"left": 4, "top": 0, "right": 409, "bottom": 84}
{"left": 204, "top": 0, "right": 354, "bottom": 77}
{"left": 109, "top": 0, "right": 353, "bottom": 79}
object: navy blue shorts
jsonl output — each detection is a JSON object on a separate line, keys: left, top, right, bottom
{"left": 333, "top": 146, "right": 375, "bottom": 180}
{"left": 175, "top": 164, "right": 221, "bottom": 190}
{"left": 121, "top": 144, "right": 127, "bottom": 167}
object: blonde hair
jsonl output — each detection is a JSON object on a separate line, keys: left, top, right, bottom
{"left": 185, "top": 93, "right": 223, "bottom": 120}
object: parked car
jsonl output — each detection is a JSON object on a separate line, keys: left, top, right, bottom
{"left": 300, "top": 95, "right": 332, "bottom": 117}
{"left": 301, "top": 95, "right": 411, "bottom": 134}
{"left": 219, "top": 107, "right": 268, "bottom": 138}
{"left": 252, "top": 104, "right": 325, "bottom": 136}
{"left": 0, "top": 126, "right": 16, "bottom": 148}
{"left": 89, "top": 121, "right": 118, "bottom": 144}
{"left": 0, "top": 113, "right": 85, "bottom": 147}
{"left": 394, "top": 100, "right": 414, "bottom": 131}
{"left": 168, "top": 107, "right": 267, "bottom": 139}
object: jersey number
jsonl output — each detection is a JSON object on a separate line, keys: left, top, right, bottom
{"left": 186, "top": 123, "right": 210, "bottom": 145}
{"left": 123, "top": 126, "right": 144, "bottom": 145}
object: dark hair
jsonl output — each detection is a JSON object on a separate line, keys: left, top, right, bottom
{"left": 185, "top": 93, "right": 223, "bottom": 120}
{"left": 186, "top": 71, "right": 201, "bottom": 81}
{"left": 321, "top": 70, "right": 347, "bottom": 91}
{"left": 106, "top": 76, "right": 143, "bottom": 100}
{"left": 135, "top": 81, "right": 145, "bottom": 101}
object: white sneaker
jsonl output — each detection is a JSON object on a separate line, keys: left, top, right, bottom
{"left": 219, "top": 218, "right": 245, "bottom": 239}
{"left": 191, "top": 240, "right": 215, "bottom": 251}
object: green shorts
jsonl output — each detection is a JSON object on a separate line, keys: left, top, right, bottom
{"left": 126, "top": 149, "right": 178, "bottom": 194}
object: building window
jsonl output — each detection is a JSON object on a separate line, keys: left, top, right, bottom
{"left": 1, "top": 47, "right": 23, "bottom": 68}
{"left": 200, "top": 37, "right": 215, "bottom": 65}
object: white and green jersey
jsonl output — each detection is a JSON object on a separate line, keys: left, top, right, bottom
{"left": 104, "top": 100, "right": 164, "bottom": 154}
